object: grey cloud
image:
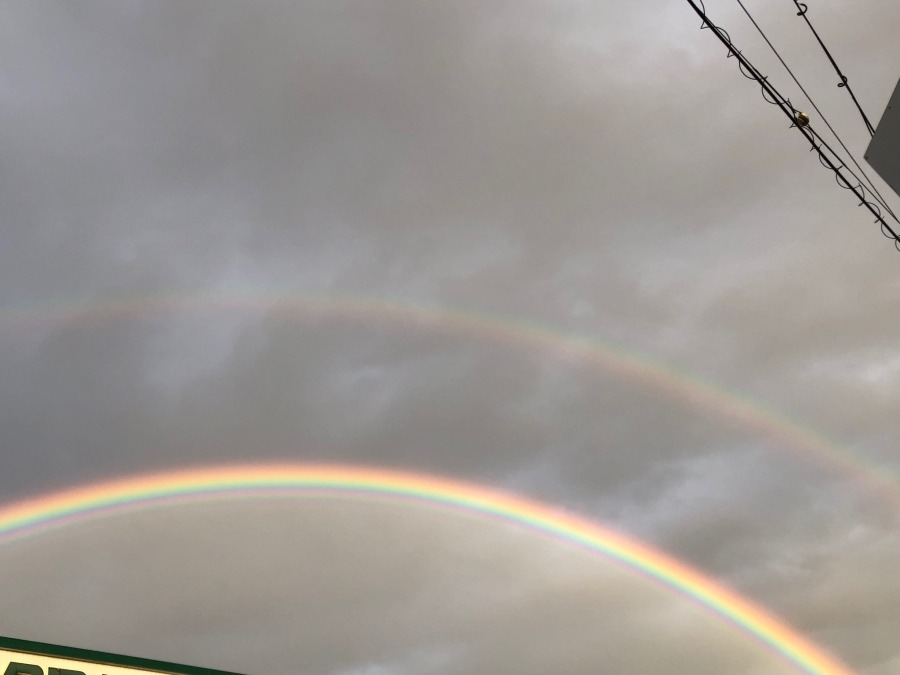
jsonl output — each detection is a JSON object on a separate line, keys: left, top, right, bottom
{"left": 0, "top": 498, "right": 801, "bottom": 674}
{"left": 1, "top": 0, "right": 900, "bottom": 672}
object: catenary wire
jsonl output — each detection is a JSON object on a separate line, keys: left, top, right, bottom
{"left": 790, "top": 1, "right": 876, "bottom": 137}
{"left": 733, "top": 0, "right": 896, "bottom": 220}
{"left": 685, "top": 0, "right": 900, "bottom": 250}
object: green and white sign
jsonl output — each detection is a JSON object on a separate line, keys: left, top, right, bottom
{"left": 0, "top": 636, "right": 242, "bottom": 675}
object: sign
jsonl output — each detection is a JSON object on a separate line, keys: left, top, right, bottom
{"left": 0, "top": 636, "right": 242, "bottom": 675}
{"left": 865, "top": 75, "right": 900, "bottom": 199}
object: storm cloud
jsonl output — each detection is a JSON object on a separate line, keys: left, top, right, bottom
{"left": 1, "top": 1, "right": 899, "bottom": 672}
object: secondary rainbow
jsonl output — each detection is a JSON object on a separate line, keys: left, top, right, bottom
{"left": 2, "top": 290, "right": 897, "bottom": 508}
{"left": 0, "top": 464, "right": 853, "bottom": 675}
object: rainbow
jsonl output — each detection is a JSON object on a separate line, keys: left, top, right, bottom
{"left": 0, "top": 464, "right": 853, "bottom": 675}
{"left": 2, "top": 291, "right": 897, "bottom": 507}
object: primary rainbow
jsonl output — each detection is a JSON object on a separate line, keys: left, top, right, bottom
{"left": 0, "top": 464, "right": 853, "bottom": 675}
{"left": 2, "top": 290, "right": 898, "bottom": 508}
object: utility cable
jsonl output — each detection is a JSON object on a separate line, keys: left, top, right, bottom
{"left": 790, "top": 1, "right": 876, "bottom": 137}
{"left": 733, "top": 0, "right": 895, "bottom": 220}
{"left": 684, "top": 0, "right": 900, "bottom": 251}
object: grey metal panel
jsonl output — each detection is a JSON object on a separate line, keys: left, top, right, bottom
{"left": 865, "top": 76, "right": 900, "bottom": 198}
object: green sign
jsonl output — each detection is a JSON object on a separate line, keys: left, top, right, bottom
{"left": 0, "top": 636, "right": 242, "bottom": 675}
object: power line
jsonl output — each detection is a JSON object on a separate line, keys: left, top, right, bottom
{"left": 683, "top": 0, "right": 900, "bottom": 251}
{"left": 732, "top": 0, "right": 896, "bottom": 221}
{"left": 790, "top": 1, "right": 876, "bottom": 137}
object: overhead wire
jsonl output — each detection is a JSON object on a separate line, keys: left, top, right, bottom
{"left": 732, "top": 0, "right": 896, "bottom": 221}
{"left": 790, "top": 1, "right": 876, "bottom": 137}
{"left": 684, "top": 0, "right": 900, "bottom": 250}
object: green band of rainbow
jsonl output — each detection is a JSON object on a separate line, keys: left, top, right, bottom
{"left": 0, "top": 464, "right": 853, "bottom": 675}
{"left": 2, "top": 291, "right": 896, "bottom": 508}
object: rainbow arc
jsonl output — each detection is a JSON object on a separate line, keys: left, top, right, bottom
{"left": 0, "top": 464, "right": 854, "bottom": 675}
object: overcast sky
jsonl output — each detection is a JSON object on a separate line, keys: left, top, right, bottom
{"left": 1, "top": 1, "right": 899, "bottom": 673}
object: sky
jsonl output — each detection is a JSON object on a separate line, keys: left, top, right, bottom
{"left": 1, "top": 0, "right": 899, "bottom": 673}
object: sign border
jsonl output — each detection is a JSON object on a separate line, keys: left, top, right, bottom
{"left": 0, "top": 635, "right": 244, "bottom": 675}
